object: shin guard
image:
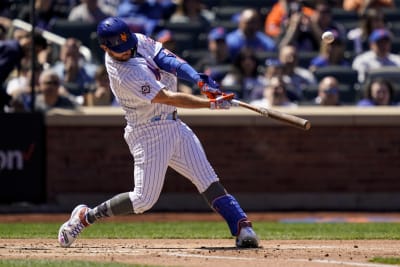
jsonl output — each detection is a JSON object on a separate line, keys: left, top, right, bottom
{"left": 212, "top": 194, "right": 248, "bottom": 236}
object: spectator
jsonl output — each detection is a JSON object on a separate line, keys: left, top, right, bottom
{"left": 309, "top": 29, "right": 350, "bottom": 72}
{"left": 117, "top": 0, "right": 168, "bottom": 35}
{"left": 313, "top": 0, "right": 346, "bottom": 38}
{"left": 352, "top": 28, "right": 400, "bottom": 83}
{"left": 35, "top": 69, "right": 77, "bottom": 112}
{"left": 347, "top": 8, "right": 386, "bottom": 55}
{"left": 7, "top": 28, "right": 51, "bottom": 68}
{"left": 52, "top": 0, "right": 79, "bottom": 18}
{"left": 13, "top": 69, "right": 77, "bottom": 112}
{"left": 357, "top": 77, "right": 398, "bottom": 106}
{"left": 6, "top": 60, "right": 43, "bottom": 99}
{"left": 195, "top": 27, "right": 232, "bottom": 83}
{"left": 0, "top": 33, "right": 47, "bottom": 111}
{"left": 253, "top": 58, "right": 285, "bottom": 100}
{"left": 17, "top": 0, "right": 60, "bottom": 31}
{"left": 262, "top": 59, "right": 285, "bottom": 83}
{"left": 169, "top": 0, "right": 214, "bottom": 27}
{"left": 84, "top": 64, "right": 116, "bottom": 106}
{"left": 250, "top": 76, "right": 298, "bottom": 108}
{"left": 279, "top": 44, "right": 317, "bottom": 101}
{"left": 343, "top": 0, "right": 395, "bottom": 15}
{"left": 313, "top": 76, "right": 341, "bottom": 106}
{"left": 155, "top": 29, "right": 176, "bottom": 52}
{"left": 98, "top": 0, "right": 121, "bottom": 16}
{"left": 265, "top": 0, "right": 315, "bottom": 40}
{"left": 221, "top": 47, "right": 264, "bottom": 101}
{"left": 279, "top": 0, "right": 346, "bottom": 51}
{"left": 68, "top": 0, "right": 111, "bottom": 23}
{"left": 0, "top": 23, "right": 7, "bottom": 40}
{"left": 51, "top": 38, "right": 97, "bottom": 97}
{"left": 226, "top": 8, "right": 276, "bottom": 58}
{"left": 0, "top": 0, "right": 12, "bottom": 18}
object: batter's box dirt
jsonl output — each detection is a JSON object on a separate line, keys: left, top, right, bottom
{"left": 0, "top": 239, "right": 398, "bottom": 267}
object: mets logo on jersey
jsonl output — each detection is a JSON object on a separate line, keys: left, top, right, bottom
{"left": 120, "top": 32, "right": 128, "bottom": 42}
{"left": 141, "top": 83, "right": 151, "bottom": 95}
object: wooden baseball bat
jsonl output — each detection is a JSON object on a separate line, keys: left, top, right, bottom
{"left": 231, "top": 99, "right": 311, "bottom": 130}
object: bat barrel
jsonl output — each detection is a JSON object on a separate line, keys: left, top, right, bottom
{"left": 231, "top": 100, "right": 311, "bottom": 130}
{"left": 267, "top": 109, "right": 311, "bottom": 130}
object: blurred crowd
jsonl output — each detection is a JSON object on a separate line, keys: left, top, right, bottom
{"left": 1, "top": 0, "right": 400, "bottom": 113}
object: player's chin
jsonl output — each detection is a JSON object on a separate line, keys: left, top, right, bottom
{"left": 110, "top": 50, "right": 132, "bottom": 61}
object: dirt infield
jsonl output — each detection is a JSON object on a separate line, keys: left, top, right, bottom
{"left": 1, "top": 212, "right": 399, "bottom": 267}
{"left": 1, "top": 239, "right": 398, "bottom": 267}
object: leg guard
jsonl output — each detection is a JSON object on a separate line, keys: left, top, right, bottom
{"left": 212, "top": 194, "right": 248, "bottom": 236}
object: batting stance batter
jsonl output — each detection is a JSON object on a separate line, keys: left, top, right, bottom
{"left": 58, "top": 17, "right": 259, "bottom": 248}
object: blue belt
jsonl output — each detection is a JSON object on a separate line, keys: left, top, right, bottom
{"left": 150, "top": 111, "right": 178, "bottom": 122}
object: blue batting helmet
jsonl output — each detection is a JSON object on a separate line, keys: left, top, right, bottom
{"left": 97, "top": 17, "right": 138, "bottom": 53}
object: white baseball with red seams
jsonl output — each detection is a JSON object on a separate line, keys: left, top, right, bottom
{"left": 105, "top": 33, "right": 219, "bottom": 214}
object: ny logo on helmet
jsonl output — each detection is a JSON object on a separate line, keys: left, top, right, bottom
{"left": 120, "top": 32, "right": 128, "bottom": 42}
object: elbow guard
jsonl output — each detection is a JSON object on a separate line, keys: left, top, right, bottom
{"left": 154, "top": 48, "right": 200, "bottom": 83}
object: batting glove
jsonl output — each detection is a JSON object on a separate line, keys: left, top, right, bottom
{"left": 197, "top": 73, "right": 222, "bottom": 99}
{"left": 210, "top": 93, "right": 235, "bottom": 109}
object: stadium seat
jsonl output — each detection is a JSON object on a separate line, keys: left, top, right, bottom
{"left": 388, "top": 21, "right": 400, "bottom": 36}
{"left": 172, "top": 32, "right": 198, "bottom": 54}
{"left": 220, "top": 0, "right": 275, "bottom": 9}
{"left": 255, "top": 51, "right": 279, "bottom": 63}
{"left": 382, "top": 8, "right": 400, "bottom": 23}
{"left": 365, "top": 66, "right": 400, "bottom": 84}
{"left": 159, "top": 20, "right": 205, "bottom": 36}
{"left": 313, "top": 66, "right": 358, "bottom": 87}
{"left": 49, "top": 19, "right": 97, "bottom": 49}
{"left": 210, "top": 20, "right": 238, "bottom": 33}
{"left": 181, "top": 49, "right": 209, "bottom": 65}
{"left": 212, "top": 6, "right": 244, "bottom": 21}
{"left": 297, "top": 51, "right": 319, "bottom": 68}
{"left": 301, "top": 83, "right": 356, "bottom": 104}
{"left": 331, "top": 8, "right": 359, "bottom": 23}
{"left": 390, "top": 37, "right": 400, "bottom": 54}
{"left": 206, "top": 64, "right": 232, "bottom": 82}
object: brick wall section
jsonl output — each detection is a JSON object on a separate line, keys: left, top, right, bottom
{"left": 46, "top": 123, "right": 400, "bottom": 201}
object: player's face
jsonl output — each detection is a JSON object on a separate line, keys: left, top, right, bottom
{"left": 101, "top": 45, "right": 132, "bottom": 61}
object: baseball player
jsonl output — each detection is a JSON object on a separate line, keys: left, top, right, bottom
{"left": 58, "top": 17, "right": 259, "bottom": 248}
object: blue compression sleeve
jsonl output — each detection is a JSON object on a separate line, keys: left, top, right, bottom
{"left": 153, "top": 48, "right": 200, "bottom": 83}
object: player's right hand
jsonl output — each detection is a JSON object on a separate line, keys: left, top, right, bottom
{"left": 197, "top": 73, "right": 222, "bottom": 99}
{"left": 210, "top": 93, "right": 235, "bottom": 109}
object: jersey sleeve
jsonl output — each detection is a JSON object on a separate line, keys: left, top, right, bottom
{"left": 135, "top": 33, "right": 163, "bottom": 61}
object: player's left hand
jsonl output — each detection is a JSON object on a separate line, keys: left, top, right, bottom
{"left": 197, "top": 73, "right": 222, "bottom": 99}
{"left": 210, "top": 93, "right": 235, "bottom": 109}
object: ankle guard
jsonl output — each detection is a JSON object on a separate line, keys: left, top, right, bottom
{"left": 212, "top": 194, "right": 248, "bottom": 236}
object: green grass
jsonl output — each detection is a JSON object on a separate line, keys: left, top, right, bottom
{"left": 370, "top": 257, "right": 400, "bottom": 265}
{"left": 0, "top": 259, "right": 157, "bottom": 267}
{"left": 1, "top": 222, "right": 400, "bottom": 240}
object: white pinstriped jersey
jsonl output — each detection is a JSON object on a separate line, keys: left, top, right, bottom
{"left": 105, "top": 33, "right": 177, "bottom": 126}
{"left": 104, "top": 33, "right": 219, "bottom": 214}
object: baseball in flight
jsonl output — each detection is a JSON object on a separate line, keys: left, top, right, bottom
{"left": 321, "top": 31, "right": 335, "bottom": 44}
